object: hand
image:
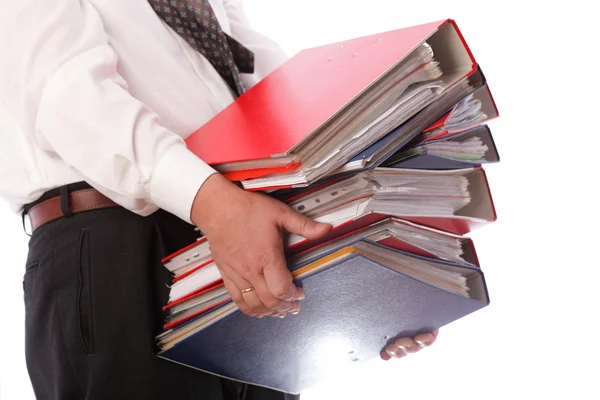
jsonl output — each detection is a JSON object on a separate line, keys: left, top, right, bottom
{"left": 380, "top": 330, "right": 439, "bottom": 360}
{"left": 191, "top": 174, "right": 331, "bottom": 318}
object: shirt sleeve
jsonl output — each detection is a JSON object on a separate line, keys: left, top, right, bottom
{"left": 0, "top": 0, "right": 217, "bottom": 224}
{"left": 222, "top": 0, "right": 289, "bottom": 88}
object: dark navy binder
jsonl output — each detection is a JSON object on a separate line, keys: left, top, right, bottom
{"left": 158, "top": 243, "right": 490, "bottom": 394}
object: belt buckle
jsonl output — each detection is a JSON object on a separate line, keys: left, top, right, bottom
{"left": 22, "top": 212, "right": 33, "bottom": 236}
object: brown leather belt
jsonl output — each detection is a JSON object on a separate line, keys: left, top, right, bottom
{"left": 27, "top": 188, "right": 119, "bottom": 232}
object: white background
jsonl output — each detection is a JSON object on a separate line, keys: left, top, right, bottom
{"left": 2, "top": 0, "right": 599, "bottom": 399}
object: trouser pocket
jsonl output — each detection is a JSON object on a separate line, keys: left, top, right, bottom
{"left": 22, "top": 261, "right": 39, "bottom": 296}
{"left": 77, "top": 228, "right": 95, "bottom": 355}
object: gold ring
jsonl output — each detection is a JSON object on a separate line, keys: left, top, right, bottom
{"left": 241, "top": 287, "right": 254, "bottom": 294}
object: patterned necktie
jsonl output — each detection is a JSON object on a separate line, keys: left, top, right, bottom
{"left": 149, "top": 0, "right": 255, "bottom": 97}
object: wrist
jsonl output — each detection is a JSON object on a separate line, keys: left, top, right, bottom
{"left": 190, "top": 174, "right": 245, "bottom": 228}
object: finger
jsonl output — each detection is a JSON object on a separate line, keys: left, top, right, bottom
{"left": 385, "top": 343, "right": 407, "bottom": 358}
{"left": 241, "top": 290, "right": 273, "bottom": 316}
{"left": 380, "top": 351, "right": 392, "bottom": 361}
{"left": 414, "top": 331, "right": 438, "bottom": 348}
{"left": 271, "top": 305, "right": 301, "bottom": 319}
{"left": 227, "top": 256, "right": 298, "bottom": 315}
{"left": 220, "top": 267, "right": 272, "bottom": 316}
{"left": 279, "top": 206, "right": 331, "bottom": 240}
{"left": 393, "top": 337, "right": 421, "bottom": 354}
{"left": 245, "top": 269, "right": 300, "bottom": 313}
{"left": 260, "top": 249, "right": 302, "bottom": 302}
{"left": 219, "top": 272, "right": 256, "bottom": 317}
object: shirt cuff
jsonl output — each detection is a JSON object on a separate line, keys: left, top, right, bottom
{"left": 150, "top": 144, "right": 218, "bottom": 224}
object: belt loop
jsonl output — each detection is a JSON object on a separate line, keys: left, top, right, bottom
{"left": 60, "top": 186, "right": 73, "bottom": 218}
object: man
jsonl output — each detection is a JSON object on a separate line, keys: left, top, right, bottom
{"left": 0, "top": 1, "right": 438, "bottom": 399}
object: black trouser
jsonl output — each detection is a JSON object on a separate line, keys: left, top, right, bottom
{"left": 23, "top": 184, "right": 298, "bottom": 400}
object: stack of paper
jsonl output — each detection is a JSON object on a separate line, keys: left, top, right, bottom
{"left": 155, "top": 18, "right": 500, "bottom": 394}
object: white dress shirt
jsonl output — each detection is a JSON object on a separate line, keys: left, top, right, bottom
{"left": 0, "top": 0, "right": 287, "bottom": 223}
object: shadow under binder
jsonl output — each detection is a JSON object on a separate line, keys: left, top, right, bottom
{"left": 157, "top": 250, "right": 490, "bottom": 394}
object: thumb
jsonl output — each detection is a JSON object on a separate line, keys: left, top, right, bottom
{"left": 280, "top": 207, "right": 331, "bottom": 240}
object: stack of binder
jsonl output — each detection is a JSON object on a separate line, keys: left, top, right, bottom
{"left": 155, "top": 18, "right": 499, "bottom": 394}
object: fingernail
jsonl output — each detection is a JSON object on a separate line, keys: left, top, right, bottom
{"left": 415, "top": 339, "right": 430, "bottom": 347}
{"left": 291, "top": 309, "right": 300, "bottom": 315}
{"left": 395, "top": 344, "right": 409, "bottom": 353}
{"left": 297, "top": 289, "right": 305, "bottom": 300}
{"left": 386, "top": 347, "right": 404, "bottom": 358}
{"left": 394, "top": 338, "right": 419, "bottom": 353}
